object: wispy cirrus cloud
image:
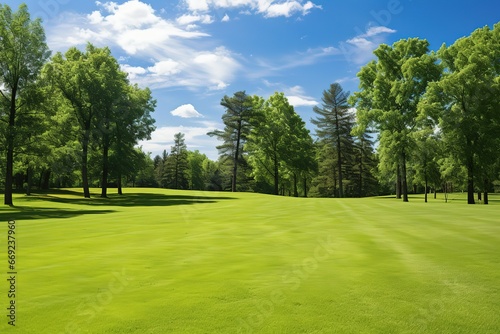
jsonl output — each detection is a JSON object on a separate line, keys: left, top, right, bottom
{"left": 47, "top": 0, "right": 240, "bottom": 91}
{"left": 262, "top": 81, "right": 318, "bottom": 107}
{"left": 182, "top": 0, "right": 321, "bottom": 18}
{"left": 340, "top": 25, "right": 397, "bottom": 64}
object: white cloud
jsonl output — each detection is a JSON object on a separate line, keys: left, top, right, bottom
{"left": 147, "top": 59, "right": 181, "bottom": 76}
{"left": 191, "top": 46, "right": 240, "bottom": 90}
{"left": 285, "top": 85, "right": 318, "bottom": 107}
{"left": 251, "top": 46, "right": 340, "bottom": 78}
{"left": 95, "top": 0, "right": 161, "bottom": 30}
{"left": 260, "top": 82, "right": 317, "bottom": 107}
{"left": 182, "top": 0, "right": 321, "bottom": 18}
{"left": 221, "top": 14, "right": 230, "bottom": 22}
{"left": 171, "top": 104, "right": 204, "bottom": 118}
{"left": 335, "top": 76, "right": 358, "bottom": 84}
{"left": 339, "top": 25, "right": 397, "bottom": 65}
{"left": 263, "top": 1, "right": 321, "bottom": 18}
{"left": 287, "top": 95, "right": 318, "bottom": 107}
{"left": 183, "top": 0, "right": 210, "bottom": 12}
{"left": 138, "top": 120, "right": 222, "bottom": 160}
{"left": 46, "top": 1, "right": 240, "bottom": 91}
{"left": 176, "top": 14, "right": 213, "bottom": 25}
{"left": 120, "top": 64, "right": 147, "bottom": 80}
{"left": 362, "top": 26, "right": 396, "bottom": 38}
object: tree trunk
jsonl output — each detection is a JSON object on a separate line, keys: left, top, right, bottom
{"left": 38, "top": 169, "right": 44, "bottom": 189}
{"left": 303, "top": 177, "right": 307, "bottom": 198}
{"left": 26, "top": 166, "right": 33, "bottom": 196}
{"left": 466, "top": 152, "right": 475, "bottom": 204}
{"left": 434, "top": 188, "right": 437, "bottom": 199}
{"left": 273, "top": 153, "right": 279, "bottom": 195}
{"left": 4, "top": 139, "right": 14, "bottom": 206}
{"left": 117, "top": 173, "right": 123, "bottom": 195}
{"left": 359, "top": 153, "right": 363, "bottom": 197}
{"left": 335, "top": 111, "right": 344, "bottom": 198}
{"left": 101, "top": 135, "right": 109, "bottom": 198}
{"left": 444, "top": 182, "right": 448, "bottom": 203}
{"left": 484, "top": 179, "right": 489, "bottom": 205}
{"left": 402, "top": 152, "right": 409, "bottom": 202}
{"left": 232, "top": 121, "right": 242, "bottom": 192}
{"left": 4, "top": 86, "right": 17, "bottom": 206}
{"left": 82, "top": 128, "right": 91, "bottom": 198}
{"left": 396, "top": 165, "right": 402, "bottom": 199}
{"left": 477, "top": 192, "right": 482, "bottom": 202}
{"left": 293, "top": 173, "right": 298, "bottom": 197}
{"left": 42, "top": 170, "right": 51, "bottom": 190}
{"left": 424, "top": 173, "right": 428, "bottom": 203}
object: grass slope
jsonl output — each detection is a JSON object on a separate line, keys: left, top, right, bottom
{"left": 0, "top": 189, "right": 499, "bottom": 333}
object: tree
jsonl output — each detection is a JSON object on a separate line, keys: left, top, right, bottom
{"left": 46, "top": 44, "right": 102, "bottom": 198}
{"left": 166, "top": 133, "right": 189, "bottom": 189}
{"left": 208, "top": 91, "right": 254, "bottom": 192}
{"left": 411, "top": 129, "right": 441, "bottom": 202}
{"left": 82, "top": 44, "right": 130, "bottom": 198}
{"left": 247, "top": 92, "right": 313, "bottom": 195}
{"left": 419, "top": 24, "right": 500, "bottom": 204}
{"left": 310, "top": 140, "right": 337, "bottom": 197}
{"left": 351, "top": 38, "right": 441, "bottom": 202}
{"left": 312, "top": 83, "right": 355, "bottom": 198}
{"left": 0, "top": 4, "right": 50, "bottom": 205}
{"left": 187, "top": 150, "right": 208, "bottom": 190}
{"left": 110, "top": 84, "right": 155, "bottom": 195}
{"left": 134, "top": 151, "right": 157, "bottom": 188}
{"left": 352, "top": 131, "right": 378, "bottom": 197}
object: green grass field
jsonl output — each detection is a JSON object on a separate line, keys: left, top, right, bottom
{"left": 0, "top": 188, "right": 499, "bottom": 333}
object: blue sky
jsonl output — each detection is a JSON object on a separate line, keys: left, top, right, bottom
{"left": 9, "top": 0, "right": 500, "bottom": 159}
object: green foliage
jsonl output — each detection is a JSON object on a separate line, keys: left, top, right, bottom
{"left": 351, "top": 38, "right": 441, "bottom": 202}
{"left": 312, "top": 83, "right": 355, "bottom": 197}
{"left": 187, "top": 150, "right": 208, "bottom": 190}
{"left": 0, "top": 3, "right": 50, "bottom": 204}
{"left": 419, "top": 23, "right": 500, "bottom": 204}
{"left": 247, "top": 92, "right": 314, "bottom": 195}
{"left": 208, "top": 91, "right": 255, "bottom": 192}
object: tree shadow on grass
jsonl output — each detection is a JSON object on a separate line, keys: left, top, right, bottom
{"left": 22, "top": 189, "right": 237, "bottom": 208}
{"left": 1, "top": 189, "right": 236, "bottom": 221}
{"left": 0, "top": 207, "right": 116, "bottom": 222}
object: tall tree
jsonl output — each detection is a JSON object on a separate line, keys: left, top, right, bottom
{"left": 247, "top": 93, "right": 312, "bottom": 195}
{"left": 411, "top": 129, "right": 441, "bottom": 202}
{"left": 46, "top": 44, "right": 137, "bottom": 198}
{"left": 351, "top": 38, "right": 441, "bottom": 202}
{"left": 110, "top": 84, "right": 155, "bottom": 195}
{"left": 312, "top": 83, "right": 355, "bottom": 198}
{"left": 0, "top": 4, "right": 50, "bottom": 205}
{"left": 46, "top": 45, "right": 97, "bottom": 198}
{"left": 419, "top": 24, "right": 500, "bottom": 204}
{"left": 167, "top": 132, "right": 189, "bottom": 189}
{"left": 352, "top": 131, "right": 378, "bottom": 197}
{"left": 82, "top": 44, "right": 130, "bottom": 198}
{"left": 208, "top": 91, "right": 254, "bottom": 192}
{"left": 310, "top": 141, "right": 338, "bottom": 197}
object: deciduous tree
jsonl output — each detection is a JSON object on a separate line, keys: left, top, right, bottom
{"left": 0, "top": 4, "right": 50, "bottom": 205}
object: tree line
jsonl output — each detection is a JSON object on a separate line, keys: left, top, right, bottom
{"left": 351, "top": 24, "right": 500, "bottom": 204}
{"left": 0, "top": 4, "right": 155, "bottom": 205}
{"left": 1, "top": 4, "right": 499, "bottom": 205}
{"left": 201, "top": 23, "right": 500, "bottom": 204}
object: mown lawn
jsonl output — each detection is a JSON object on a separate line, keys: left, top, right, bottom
{"left": 0, "top": 188, "right": 499, "bottom": 333}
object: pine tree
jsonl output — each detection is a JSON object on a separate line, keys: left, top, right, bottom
{"left": 208, "top": 91, "right": 254, "bottom": 192}
{"left": 311, "top": 83, "right": 355, "bottom": 198}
